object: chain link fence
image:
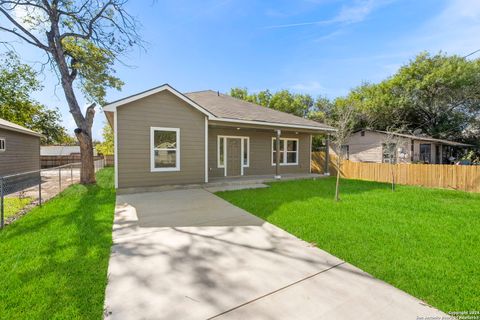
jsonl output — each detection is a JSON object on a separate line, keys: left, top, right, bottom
{"left": 0, "top": 158, "right": 105, "bottom": 228}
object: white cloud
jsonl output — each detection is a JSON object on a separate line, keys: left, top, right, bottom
{"left": 265, "top": 0, "right": 392, "bottom": 29}
{"left": 400, "top": 0, "right": 480, "bottom": 57}
{"left": 290, "top": 81, "right": 326, "bottom": 94}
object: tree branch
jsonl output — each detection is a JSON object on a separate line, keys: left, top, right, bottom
{"left": 0, "top": 6, "right": 50, "bottom": 51}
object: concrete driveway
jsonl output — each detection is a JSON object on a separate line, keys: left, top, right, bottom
{"left": 104, "top": 188, "right": 446, "bottom": 320}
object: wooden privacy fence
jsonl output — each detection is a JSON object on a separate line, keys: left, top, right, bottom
{"left": 41, "top": 154, "right": 104, "bottom": 168}
{"left": 311, "top": 151, "right": 480, "bottom": 193}
{"left": 104, "top": 155, "right": 114, "bottom": 166}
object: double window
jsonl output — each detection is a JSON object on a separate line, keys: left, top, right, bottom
{"left": 272, "top": 138, "right": 299, "bottom": 165}
{"left": 151, "top": 127, "right": 180, "bottom": 172}
{"left": 0, "top": 138, "right": 5, "bottom": 152}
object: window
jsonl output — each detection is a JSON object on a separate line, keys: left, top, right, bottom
{"left": 243, "top": 138, "right": 249, "bottom": 166}
{"left": 151, "top": 127, "right": 180, "bottom": 172}
{"left": 382, "top": 143, "right": 397, "bottom": 164}
{"left": 0, "top": 138, "right": 5, "bottom": 152}
{"left": 217, "top": 136, "right": 249, "bottom": 168}
{"left": 419, "top": 144, "right": 431, "bottom": 163}
{"left": 218, "top": 137, "right": 225, "bottom": 168}
{"left": 272, "top": 138, "right": 299, "bottom": 165}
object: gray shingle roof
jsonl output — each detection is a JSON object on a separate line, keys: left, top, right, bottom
{"left": 0, "top": 118, "right": 43, "bottom": 137}
{"left": 185, "top": 90, "right": 333, "bottom": 131}
{"left": 368, "top": 130, "right": 472, "bottom": 147}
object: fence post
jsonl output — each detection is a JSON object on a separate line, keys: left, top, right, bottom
{"left": 1, "top": 177, "right": 4, "bottom": 229}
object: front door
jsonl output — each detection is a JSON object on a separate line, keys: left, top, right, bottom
{"left": 226, "top": 138, "right": 242, "bottom": 176}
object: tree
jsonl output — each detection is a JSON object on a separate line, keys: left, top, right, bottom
{"left": 230, "top": 87, "right": 314, "bottom": 117}
{"left": 96, "top": 122, "right": 113, "bottom": 155}
{"left": 0, "top": 0, "right": 141, "bottom": 184}
{"left": 230, "top": 87, "right": 272, "bottom": 107}
{"left": 0, "top": 51, "right": 74, "bottom": 145}
{"left": 341, "top": 52, "right": 480, "bottom": 142}
{"left": 331, "top": 105, "right": 356, "bottom": 202}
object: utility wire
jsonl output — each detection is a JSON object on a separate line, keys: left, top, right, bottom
{"left": 463, "top": 48, "right": 480, "bottom": 58}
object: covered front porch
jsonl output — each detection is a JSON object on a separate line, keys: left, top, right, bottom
{"left": 207, "top": 120, "right": 332, "bottom": 181}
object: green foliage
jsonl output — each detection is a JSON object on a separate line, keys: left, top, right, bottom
{"left": 341, "top": 52, "right": 480, "bottom": 142}
{"left": 230, "top": 87, "right": 316, "bottom": 117}
{"left": 217, "top": 178, "right": 480, "bottom": 311}
{"left": 63, "top": 38, "right": 124, "bottom": 105}
{"left": 0, "top": 168, "right": 115, "bottom": 319}
{"left": 0, "top": 52, "right": 74, "bottom": 145}
{"left": 3, "top": 197, "right": 32, "bottom": 219}
{"left": 96, "top": 123, "right": 114, "bottom": 155}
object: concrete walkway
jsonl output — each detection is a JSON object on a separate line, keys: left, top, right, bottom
{"left": 104, "top": 188, "right": 447, "bottom": 320}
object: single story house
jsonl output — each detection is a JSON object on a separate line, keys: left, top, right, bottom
{"left": 336, "top": 129, "right": 471, "bottom": 164}
{"left": 103, "top": 84, "right": 334, "bottom": 190}
{"left": 41, "top": 145, "right": 97, "bottom": 156}
{"left": 0, "top": 118, "right": 43, "bottom": 177}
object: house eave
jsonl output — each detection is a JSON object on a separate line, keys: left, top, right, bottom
{"left": 209, "top": 118, "right": 336, "bottom": 133}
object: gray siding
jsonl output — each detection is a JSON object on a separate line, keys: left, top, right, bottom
{"left": 208, "top": 127, "right": 311, "bottom": 178}
{"left": 117, "top": 90, "right": 206, "bottom": 188}
{"left": 0, "top": 128, "right": 40, "bottom": 176}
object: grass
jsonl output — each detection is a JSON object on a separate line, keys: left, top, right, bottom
{"left": 4, "top": 197, "right": 32, "bottom": 219}
{"left": 0, "top": 168, "right": 116, "bottom": 319}
{"left": 216, "top": 177, "right": 480, "bottom": 312}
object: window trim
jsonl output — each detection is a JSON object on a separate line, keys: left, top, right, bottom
{"left": 217, "top": 135, "right": 250, "bottom": 176}
{"left": 271, "top": 137, "right": 299, "bottom": 166}
{"left": 0, "top": 137, "right": 5, "bottom": 152}
{"left": 150, "top": 127, "right": 180, "bottom": 172}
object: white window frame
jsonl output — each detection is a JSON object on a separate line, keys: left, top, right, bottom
{"left": 0, "top": 138, "right": 5, "bottom": 152}
{"left": 217, "top": 135, "right": 250, "bottom": 176}
{"left": 150, "top": 127, "right": 180, "bottom": 172}
{"left": 271, "top": 137, "right": 299, "bottom": 166}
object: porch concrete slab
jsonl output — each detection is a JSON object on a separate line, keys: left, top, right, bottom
{"left": 204, "top": 183, "right": 269, "bottom": 193}
{"left": 105, "top": 188, "right": 447, "bottom": 320}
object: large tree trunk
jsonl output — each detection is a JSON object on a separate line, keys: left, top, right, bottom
{"left": 77, "top": 132, "right": 96, "bottom": 184}
{"left": 59, "top": 73, "right": 96, "bottom": 184}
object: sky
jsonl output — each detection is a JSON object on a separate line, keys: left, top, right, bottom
{"left": 3, "top": 0, "right": 480, "bottom": 141}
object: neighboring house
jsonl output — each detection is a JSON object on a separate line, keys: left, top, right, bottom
{"left": 103, "top": 84, "right": 334, "bottom": 190}
{"left": 40, "top": 145, "right": 98, "bottom": 157}
{"left": 0, "top": 118, "right": 43, "bottom": 177}
{"left": 336, "top": 129, "right": 471, "bottom": 164}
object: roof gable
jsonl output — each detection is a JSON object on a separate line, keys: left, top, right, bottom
{"left": 102, "top": 84, "right": 215, "bottom": 117}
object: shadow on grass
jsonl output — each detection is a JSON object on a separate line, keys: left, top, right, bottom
{"left": 216, "top": 177, "right": 391, "bottom": 220}
{"left": 0, "top": 169, "right": 115, "bottom": 319}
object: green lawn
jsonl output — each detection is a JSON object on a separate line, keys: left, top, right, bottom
{"left": 4, "top": 196, "right": 32, "bottom": 219}
{"left": 0, "top": 168, "right": 116, "bottom": 319}
{"left": 216, "top": 177, "right": 480, "bottom": 312}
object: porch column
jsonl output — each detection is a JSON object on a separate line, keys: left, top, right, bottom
{"left": 275, "top": 129, "right": 281, "bottom": 179}
{"left": 324, "top": 135, "right": 330, "bottom": 176}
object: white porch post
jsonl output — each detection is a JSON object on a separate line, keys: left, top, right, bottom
{"left": 275, "top": 129, "right": 281, "bottom": 179}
